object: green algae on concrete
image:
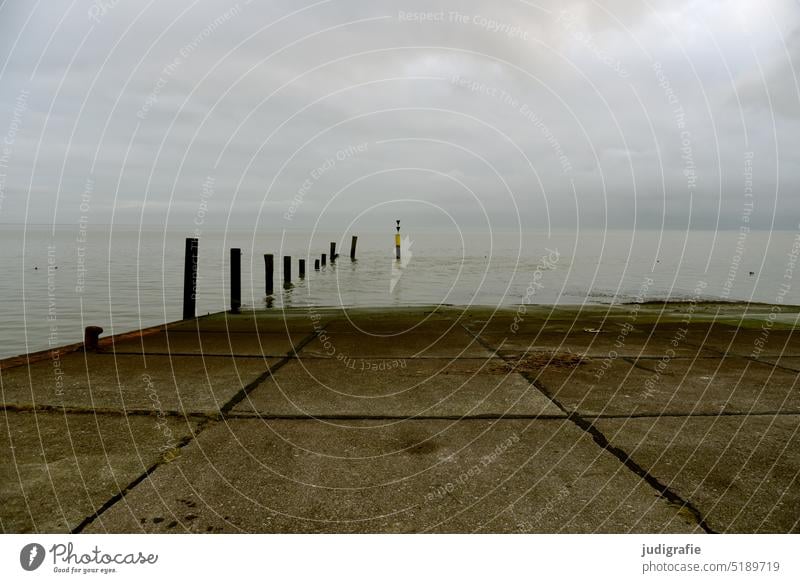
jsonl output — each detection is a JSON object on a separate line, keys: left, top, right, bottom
{"left": 529, "top": 355, "right": 800, "bottom": 417}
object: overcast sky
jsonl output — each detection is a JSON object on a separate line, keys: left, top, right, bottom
{"left": 0, "top": 0, "right": 798, "bottom": 232}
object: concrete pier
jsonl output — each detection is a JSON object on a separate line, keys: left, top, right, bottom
{"left": 1, "top": 303, "right": 799, "bottom": 533}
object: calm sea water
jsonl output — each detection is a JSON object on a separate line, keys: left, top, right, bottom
{"left": 0, "top": 224, "right": 797, "bottom": 359}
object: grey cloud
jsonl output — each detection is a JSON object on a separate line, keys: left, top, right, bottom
{"left": 0, "top": 0, "right": 798, "bottom": 232}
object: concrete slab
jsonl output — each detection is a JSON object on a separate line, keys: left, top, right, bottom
{"left": 302, "top": 330, "right": 493, "bottom": 358}
{"left": 531, "top": 356, "right": 799, "bottom": 416}
{"left": 478, "top": 327, "right": 718, "bottom": 358}
{"left": 461, "top": 306, "right": 632, "bottom": 333}
{"left": 167, "top": 312, "right": 322, "bottom": 334}
{"left": 82, "top": 419, "right": 700, "bottom": 533}
{"left": 756, "top": 356, "right": 800, "bottom": 372}
{"left": 232, "top": 358, "right": 564, "bottom": 418}
{"left": 594, "top": 416, "right": 800, "bottom": 533}
{"left": 625, "top": 322, "right": 735, "bottom": 357}
{"left": 465, "top": 319, "right": 604, "bottom": 337}
{"left": 627, "top": 357, "right": 800, "bottom": 414}
{"left": 0, "top": 352, "right": 277, "bottom": 414}
{"left": 4, "top": 303, "right": 796, "bottom": 534}
{"left": 107, "top": 329, "right": 311, "bottom": 357}
{"left": 0, "top": 411, "right": 196, "bottom": 533}
{"left": 322, "top": 315, "right": 462, "bottom": 335}
{"left": 615, "top": 303, "right": 800, "bottom": 326}
{"left": 687, "top": 328, "right": 800, "bottom": 357}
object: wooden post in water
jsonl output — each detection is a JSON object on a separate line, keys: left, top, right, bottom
{"left": 314, "top": 259, "right": 320, "bottom": 270}
{"left": 321, "top": 253, "right": 327, "bottom": 266}
{"left": 264, "top": 254, "right": 274, "bottom": 296}
{"left": 350, "top": 235, "right": 358, "bottom": 260}
{"left": 299, "top": 259, "right": 306, "bottom": 279}
{"left": 283, "top": 256, "right": 291, "bottom": 284}
{"left": 330, "top": 242, "right": 337, "bottom": 263}
{"left": 230, "top": 248, "right": 241, "bottom": 314}
{"left": 182, "top": 237, "right": 198, "bottom": 319}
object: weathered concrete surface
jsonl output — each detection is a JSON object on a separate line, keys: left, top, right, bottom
{"left": 593, "top": 416, "right": 800, "bottom": 533}
{"left": 83, "top": 419, "right": 700, "bottom": 534}
{"left": 0, "top": 352, "right": 278, "bottom": 414}
{"left": 530, "top": 355, "right": 800, "bottom": 416}
{"left": 630, "top": 357, "right": 800, "bottom": 414}
{"left": 168, "top": 311, "right": 324, "bottom": 334}
{"left": 461, "top": 305, "right": 631, "bottom": 334}
{"left": 232, "top": 358, "right": 564, "bottom": 418}
{"left": 322, "top": 312, "right": 467, "bottom": 335}
{"left": 479, "top": 326, "right": 720, "bottom": 358}
{"left": 108, "top": 329, "right": 310, "bottom": 357}
{"left": 302, "top": 330, "right": 493, "bottom": 358}
{"left": 758, "top": 356, "right": 800, "bottom": 372}
{"left": 0, "top": 411, "right": 196, "bottom": 533}
{"left": 2, "top": 303, "right": 799, "bottom": 534}
{"left": 690, "top": 328, "right": 800, "bottom": 357}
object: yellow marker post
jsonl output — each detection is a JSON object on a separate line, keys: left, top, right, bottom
{"left": 395, "top": 220, "right": 401, "bottom": 261}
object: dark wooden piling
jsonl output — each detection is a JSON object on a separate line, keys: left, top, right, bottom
{"left": 321, "top": 253, "right": 327, "bottom": 266}
{"left": 182, "top": 237, "right": 198, "bottom": 319}
{"left": 230, "top": 248, "right": 241, "bottom": 314}
{"left": 330, "top": 242, "right": 337, "bottom": 263}
{"left": 264, "top": 254, "right": 274, "bottom": 296}
{"left": 314, "top": 259, "right": 320, "bottom": 270}
{"left": 299, "top": 259, "right": 306, "bottom": 279}
{"left": 350, "top": 235, "right": 358, "bottom": 260}
{"left": 84, "top": 326, "right": 103, "bottom": 352}
{"left": 283, "top": 256, "right": 291, "bottom": 284}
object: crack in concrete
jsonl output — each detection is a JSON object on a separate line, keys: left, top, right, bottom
{"left": 0, "top": 403, "right": 215, "bottom": 419}
{"left": 461, "top": 324, "right": 717, "bottom": 534}
{"left": 69, "top": 322, "right": 325, "bottom": 534}
{"left": 221, "top": 413, "right": 569, "bottom": 421}
{"left": 5, "top": 404, "right": 794, "bottom": 421}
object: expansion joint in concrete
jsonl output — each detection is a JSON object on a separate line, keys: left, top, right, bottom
{"left": 460, "top": 324, "right": 717, "bottom": 534}
{"left": 69, "top": 323, "right": 328, "bottom": 533}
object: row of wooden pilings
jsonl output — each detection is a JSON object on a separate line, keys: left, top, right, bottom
{"left": 181, "top": 236, "right": 358, "bottom": 317}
